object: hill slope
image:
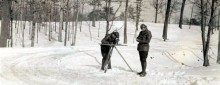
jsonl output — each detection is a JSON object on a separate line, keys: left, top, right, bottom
{"left": 0, "top": 21, "right": 219, "bottom": 85}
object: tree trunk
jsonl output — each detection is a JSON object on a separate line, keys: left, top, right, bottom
{"left": 49, "top": 2, "right": 53, "bottom": 41}
{"left": 31, "top": 0, "right": 36, "bottom": 47}
{"left": 217, "top": 26, "right": 220, "bottom": 64}
{"left": 54, "top": 2, "right": 57, "bottom": 32}
{"left": 37, "top": 23, "right": 40, "bottom": 43}
{"left": 201, "top": 0, "right": 206, "bottom": 52}
{"left": 0, "top": 0, "right": 11, "bottom": 47}
{"left": 105, "top": 0, "right": 112, "bottom": 35}
{"left": 124, "top": 0, "right": 129, "bottom": 44}
{"left": 92, "top": 3, "right": 96, "bottom": 27}
{"left": 179, "top": 0, "right": 186, "bottom": 29}
{"left": 15, "top": 14, "right": 18, "bottom": 34}
{"left": 88, "top": 22, "right": 92, "bottom": 41}
{"left": 162, "top": 0, "right": 172, "bottom": 41}
{"left": 22, "top": 21, "right": 26, "bottom": 47}
{"left": 155, "top": 0, "right": 158, "bottom": 23}
{"left": 72, "top": 0, "right": 79, "bottom": 46}
{"left": 71, "top": 8, "right": 75, "bottom": 45}
{"left": 80, "top": 2, "right": 85, "bottom": 32}
{"left": 49, "top": 7, "right": 52, "bottom": 41}
{"left": 203, "top": 0, "right": 216, "bottom": 67}
{"left": 22, "top": 1, "right": 27, "bottom": 47}
{"left": 200, "top": 0, "right": 205, "bottom": 57}
{"left": 64, "top": 21, "right": 68, "bottom": 46}
{"left": 218, "top": 10, "right": 220, "bottom": 30}
{"left": 68, "top": 22, "right": 70, "bottom": 41}
{"left": 64, "top": 1, "right": 69, "bottom": 46}
{"left": 19, "top": 2, "right": 23, "bottom": 34}
{"left": 10, "top": 2, "right": 14, "bottom": 47}
{"left": 44, "top": 22, "right": 47, "bottom": 36}
{"left": 204, "top": 2, "right": 208, "bottom": 27}
{"left": 189, "top": 4, "right": 194, "bottom": 29}
{"left": 58, "top": 0, "right": 64, "bottom": 42}
{"left": 29, "top": 21, "right": 32, "bottom": 40}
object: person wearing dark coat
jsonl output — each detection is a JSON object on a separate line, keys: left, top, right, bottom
{"left": 100, "top": 32, "right": 119, "bottom": 70}
{"left": 136, "top": 24, "right": 152, "bottom": 77}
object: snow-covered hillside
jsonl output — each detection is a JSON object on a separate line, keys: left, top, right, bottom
{"left": 0, "top": 21, "right": 220, "bottom": 85}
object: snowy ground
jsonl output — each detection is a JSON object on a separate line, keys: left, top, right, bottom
{"left": 0, "top": 21, "right": 220, "bottom": 85}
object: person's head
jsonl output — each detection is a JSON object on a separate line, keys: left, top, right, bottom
{"left": 140, "top": 24, "right": 147, "bottom": 31}
{"left": 111, "top": 32, "right": 119, "bottom": 39}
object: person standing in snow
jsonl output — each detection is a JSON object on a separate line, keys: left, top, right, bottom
{"left": 100, "top": 32, "right": 119, "bottom": 70}
{"left": 136, "top": 24, "right": 152, "bottom": 77}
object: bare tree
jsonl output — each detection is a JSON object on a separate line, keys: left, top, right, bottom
{"left": 22, "top": 0, "right": 28, "bottom": 47}
{"left": 179, "top": 0, "right": 186, "bottom": 29}
{"left": 10, "top": 1, "right": 15, "bottom": 47}
{"left": 198, "top": 0, "right": 206, "bottom": 53}
{"left": 218, "top": 19, "right": 220, "bottom": 63}
{"left": 105, "top": 0, "right": 112, "bottom": 35}
{"left": 162, "top": 0, "right": 172, "bottom": 41}
{"left": 30, "top": 0, "right": 36, "bottom": 47}
{"left": 151, "top": 0, "right": 165, "bottom": 23}
{"left": 218, "top": 9, "right": 220, "bottom": 64}
{"left": 58, "top": 0, "right": 64, "bottom": 42}
{"left": 72, "top": 0, "right": 79, "bottom": 46}
{"left": 104, "top": 0, "right": 122, "bottom": 35}
{"left": 48, "top": 1, "right": 52, "bottom": 41}
{"left": 124, "top": 0, "right": 129, "bottom": 44}
{"left": 217, "top": 9, "right": 220, "bottom": 30}
{"left": 218, "top": 9, "right": 220, "bottom": 30}
{"left": 203, "top": 0, "right": 216, "bottom": 66}
{"left": 64, "top": 0, "right": 70, "bottom": 46}
{"left": 199, "top": 0, "right": 207, "bottom": 66}
{"left": 169, "top": 0, "right": 181, "bottom": 24}
{"left": 79, "top": 0, "right": 86, "bottom": 32}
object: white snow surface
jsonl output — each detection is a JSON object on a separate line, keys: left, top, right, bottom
{"left": 0, "top": 21, "right": 220, "bottom": 85}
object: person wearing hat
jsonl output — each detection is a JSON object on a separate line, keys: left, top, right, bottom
{"left": 100, "top": 32, "right": 119, "bottom": 70}
{"left": 136, "top": 24, "right": 152, "bottom": 77}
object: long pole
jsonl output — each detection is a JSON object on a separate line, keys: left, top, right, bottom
{"left": 115, "top": 47, "right": 133, "bottom": 72}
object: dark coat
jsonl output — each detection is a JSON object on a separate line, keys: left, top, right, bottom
{"left": 100, "top": 32, "right": 119, "bottom": 54}
{"left": 101, "top": 33, "right": 119, "bottom": 45}
{"left": 136, "top": 30, "right": 152, "bottom": 51}
{"left": 101, "top": 34, "right": 113, "bottom": 56}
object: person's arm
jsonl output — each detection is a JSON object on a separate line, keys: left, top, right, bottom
{"left": 136, "top": 32, "right": 143, "bottom": 42}
{"left": 101, "top": 35, "right": 111, "bottom": 44}
{"left": 137, "top": 31, "right": 152, "bottom": 44}
{"left": 137, "top": 36, "right": 147, "bottom": 43}
{"left": 136, "top": 31, "right": 147, "bottom": 43}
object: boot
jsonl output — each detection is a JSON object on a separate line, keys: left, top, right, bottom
{"left": 141, "top": 62, "right": 146, "bottom": 73}
{"left": 101, "top": 59, "right": 105, "bottom": 70}
{"left": 138, "top": 62, "right": 147, "bottom": 77}
{"left": 139, "top": 72, "right": 146, "bottom": 77}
